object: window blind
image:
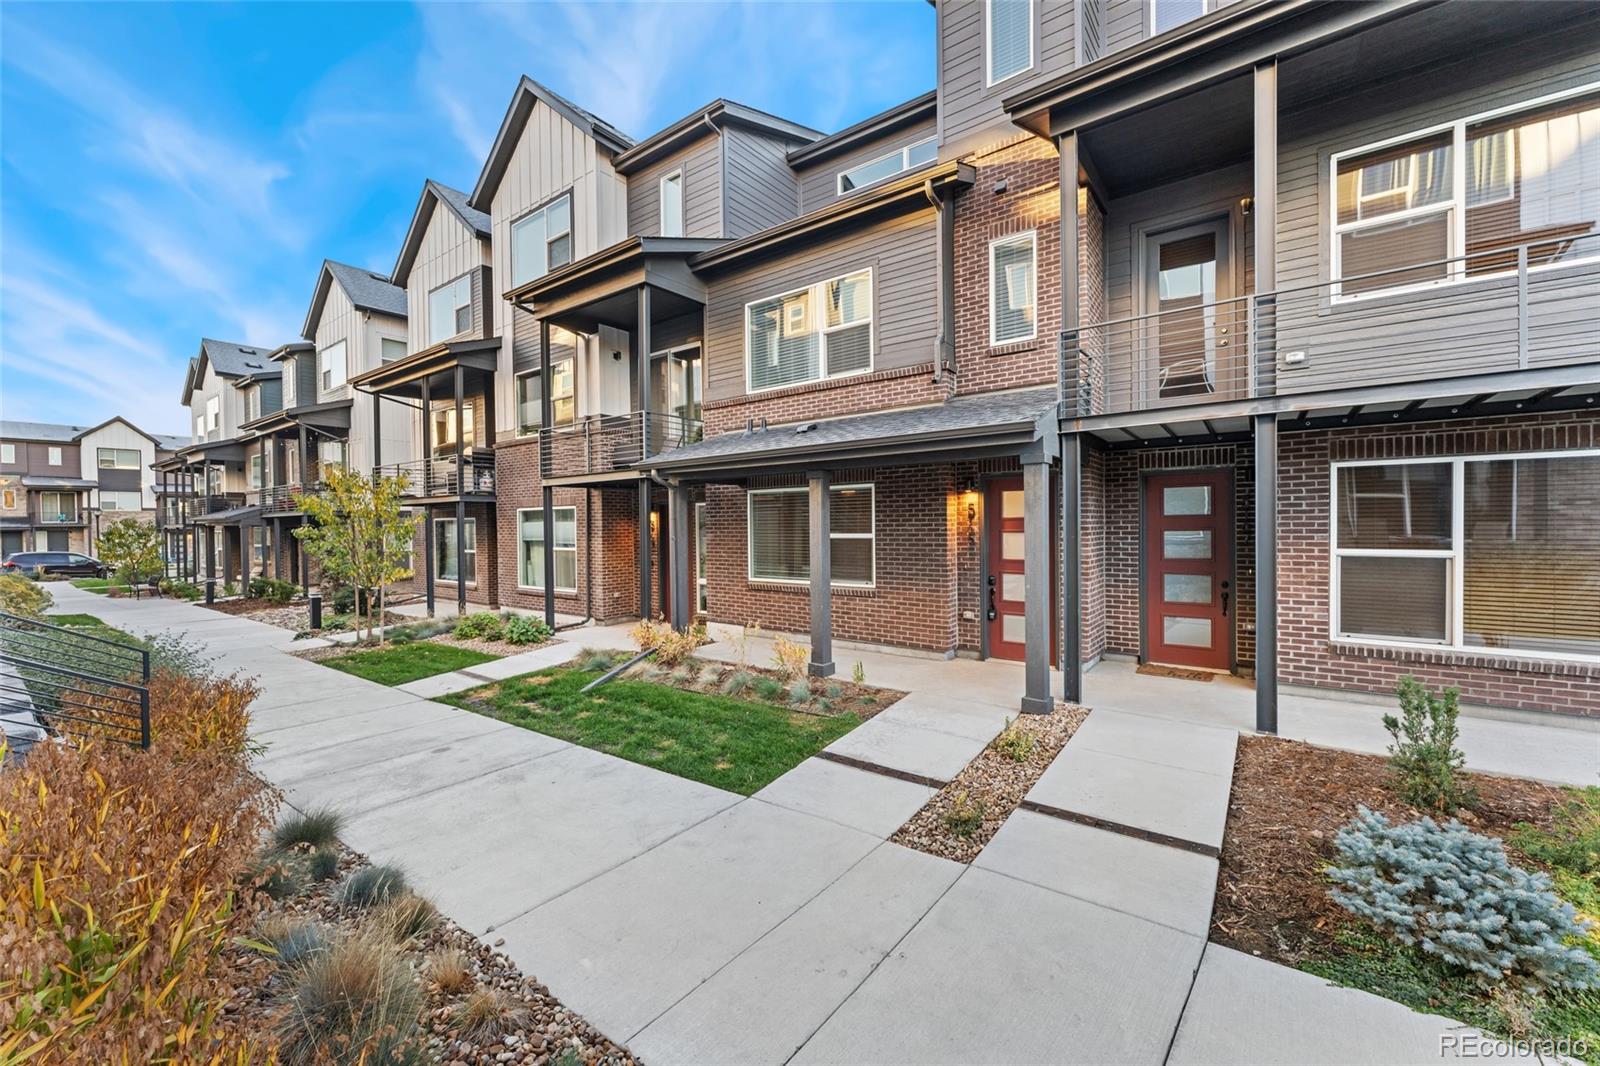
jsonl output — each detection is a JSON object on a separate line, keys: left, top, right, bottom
{"left": 988, "top": 0, "right": 1030, "bottom": 82}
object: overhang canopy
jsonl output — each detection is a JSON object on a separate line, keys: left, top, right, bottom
{"left": 348, "top": 337, "right": 499, "bottom": 400}
{"left": 506, "top": 237, "right": 724, "bottom": 334}
{"left": 645, "top": 388, "right": 1057, "bottom": 481}
{"left": 240, "top": 398, "right": 354, "bottom": 437}
{"left": 173, "top": 439, "right": 250, "bottom": 464}
{"left": 193, "top": 504, "right": 262, "bottom": 526}
{"left": 18, "top": 476, "right": 98, "bottom": 490}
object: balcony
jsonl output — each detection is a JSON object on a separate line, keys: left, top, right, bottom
{"left": 192, "top": 494, "right": 246, "bottom": 516}
{"left": 1067, "top": 235, "right": 1600, "bottom": 418}
{"left": 30, "top": 506, "right": 84, "bottom": 527}
{"left": 255, "top": 483, "right": 320, "bottom": 514}
{"left": 378, "top": 454, "right": 496, "bottom": 499}
{"left": 539, "top": 411, "right": 704, "bottom": 481}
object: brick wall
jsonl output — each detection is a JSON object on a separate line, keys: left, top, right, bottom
{"left": 1278, "top": 411, "right": 1599, "bottom": 717}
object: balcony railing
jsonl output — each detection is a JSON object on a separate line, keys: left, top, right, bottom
{"left": 193, "top": 493, "right": 246, "bottom": 516}
{"left": 254, "top": 483, "right": 320, "bottom": 513}
{"left": 378, "top": 453, "right": 496, "bottom": 498}
{"left": 539, "top": 411, "right": 703, "bottom": 480}
{"left": 29, "top": 507, "right": 84, "bottom": 526}
{"left": 1065, "top": 234, "right": 1600, "bottom": 417}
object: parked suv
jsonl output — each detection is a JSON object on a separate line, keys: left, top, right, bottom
{"left": 1, "top": 552, "right": 110, "bottom": 578}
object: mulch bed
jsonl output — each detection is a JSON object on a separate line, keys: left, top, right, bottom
{"left": 1211, "top": 734, "right": 1568, "bottom": 965}
{"left": 220, "top": 843, "right": 634, "bottom": 1065}
{"left": 200, "top": 597, "right": 288, "bottom": 616}
{"left": 891, "top": 704, "right": 1091, "bottom": 863}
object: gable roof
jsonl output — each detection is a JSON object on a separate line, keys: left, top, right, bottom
{"left": 391, "top": 180, "right": 492, "bottom": 288}
{"left": 301, "top": 259, "right": 407, "bottom": 340}
{"left": 0, "top": 416, "right": 186, "bottom": 448}
{"left": 787, "top": 91, "right": 937, "bottom": 167}
{"left": 199, "top": 338, "right": 279, "bottom": 379}
{"left": 613, "top": 99, "right": 822, "bottom": 175}
{"left": 469, "top": 75, "right": 634, "bottom": 211}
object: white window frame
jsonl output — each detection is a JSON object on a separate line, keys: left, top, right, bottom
{"left": 319, "top": 339, "right": 347, "bottom": 393}
{"left": 985, "top": 0, "right": 1034, "bottom": 87}
{"left": 427, "top": 274, "right": 473, "bottom": 346}
{"left": 100, "top": 490, "right": 143, "bottom": 512}
{"left": 514, "top": 371, "right": 542, "bottom": 437}
{"left": 1329, "top": 449, "right": 1600, "bottom": 664}
{"left": 47, "top": 447, "right": 61, "bottom": 466}
{"left": 205, "top": 396, "right": 221, "bottom": 432}
{"left": 1, "top": 444, "right": 14, "bottom": 463}
{"left": 744, "top": 267, "right": 875, "bottom": 395}
{"left": 836, "top": 138, "right": 938, "bottom": 196}
{"left": 434, "top": 517, "right": 477, "bottom": 585}
{"left": 659, "top": 170, "right": 684, "bottom": 237}
{"left": 746, "top": 483, "right": 875, "bottom": 588}
{"left": 381, "top": 336, "right": 408, "bottom": 363}
{"left": 98, "top": 447, "right": 141, "bottom": 470}
{"left": 516, "top": 506, "right": 578, "bottom": 593}
{"left": 1329, "top": 81, "right": 1600, "bottom": 302}
{"left": 989, "top": 231, "right": 1038, "bottom": 346}
{"left": 695, "top": 500, "right": 707, "bottom": 613}
{"left": 510, "top": 190, "right": 574, "bottom": 286}
{"left": 245, "top": 387, "right": 260, "bottom": 422}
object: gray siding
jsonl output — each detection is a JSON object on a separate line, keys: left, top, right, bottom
{"left": 723, "top": 127, "right": 802, "bottom": 237}
{"left": 1274, "top": 27, "right": 1600, "bottom": 391}
{"left": 259, "top": 378, "right": 283, "bottom": 416}
{"left": 292, "top": 354, "right": 316, "bottom": 409}
{"left": 0, "top": 441, "right": 81, "bottom": 475}
{"left": 794, "top": 114, "right": 939, "bottom": 214}
{"left": 938, "top": 0, "right": 1075, "bottom": 154}
{"left": 1100, "top": 0, "right": 1143, "bottom": 58}
{"left": 626, "top": 131, "right": 723, "bottom": 238}
{"left": 702, "top": 206, "right": 939, "bottom": 403}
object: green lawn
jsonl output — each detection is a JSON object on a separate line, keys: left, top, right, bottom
{"left": 445, "top": 667, "right": 861, "bottom": 795}
{"left": 320, "top": 641, "right": 498, "bottom": 686}
{"left": 70, "top": 578, "right": 112, "bottom": 594}
{"left": 48, "top": 613, "right": 107, "bottom": 628}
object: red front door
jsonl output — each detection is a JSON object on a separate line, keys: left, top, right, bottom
{"left": 1144, "top": 471, "right": 1232, "bottom": 670}
{"left": 986, "top": 478, "right": 1028, "bottom": 661}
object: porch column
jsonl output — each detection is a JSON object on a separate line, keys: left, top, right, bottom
{"left": 241, "top": 525, "right": 252, "bottom": 592}
{"left": 1057, "top": 130, "right": 1081, "bottom": 410}
{"left": 1021, "top": 455, "right": 1055, "bottom": 715}
{"left": 668, "top": 482, "right": 691, "bottom": 630}
{"left": 806, "top": 471, "right": 835, "bottom": 678}
{"left": 637, "top": 284, "right": 653, "bottom": 621}
{"left": 1060, "top": 432, "right": 1083, "bottom": 704}
{"left": 540, "top": 319, "right": 556, "bottom": 630}
{"left": 453, "top": 365, "right": 467, "bottom": 617}
{"left": 1254, "top": 413, "right": 1278, "bottom": 733}
{"left": 372, "top": 392, "right": 382, "bottom": 472}
{"left": 206, "top": 525, "right": 216, "bottom": 585}
{"left": 420, "top": 375, "right": 434, "bottom": 617}
{"left": 1253, "top": 57, "right": 1278, "bottom": 397}
{"left": 221, "top": 527, "right": 234, "bottom": 592}
{"left": 637, "top": 481, "right": 652, "bottom": 620}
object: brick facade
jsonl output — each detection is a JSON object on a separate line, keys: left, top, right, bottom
{"left": 1277, "top": 411, "right": 1600, "bottom": 718}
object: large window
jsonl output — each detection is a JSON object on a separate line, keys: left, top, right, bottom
{"left": 746, "top": 269, "right": 872, "bottom": 393}
{"left": 97, "top": 448, "right": 141, "bottom": 469}
{"left": 428, "top": 275, "right": 472, "bottom": 345}
{"left": 1331, "top": 452, "right": 1599, "bottom": 660}
{"left": 511, "top": 192, "right": 573, "bottom": 286}
{"left": 986, "top": 0, "right": 1032, "bottom": 85}
{"left": 431, "top": 405, "right": 475, "bottom": 458}
{"left": 747, "top": 483, "right": 874, "bottom": 586}
{"left": 1332, "top": 86, "right": 1599, "bottom": 297}
{"left": 39, "top": 491, "right": 78, "bottom": 521}
{"left": 100, "top": 490, "right": 143, "bottom": 512}
{"left": 518, "top": 506, "right": 577, "bottom": 591}
{"left": 435, "top": 517, "right": 476, "bottom": 584}
{"left": 837, "top": 139, "right": 938, "bottom": 195}
{"left": 990, "top": 232, "right": 1037, "bottom": 344}
{"left": 248, "top": 453, "right": 264, "bottom": 489}
{"left": 660, "top": 171, "right": 684, "bottom": 237}
{"left": 319, "top": 340, "right": 346, "bottom": 392}
{"left": 381, "top": 337, "right": 408, "bottom": 363}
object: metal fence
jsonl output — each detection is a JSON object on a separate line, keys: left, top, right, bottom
{"left": 0, "top": 612, "right": 151, "bottom": 753}
{"left": 539, "top": 411, "right": 704, "bottom": 480}
{"left": 378, "top": 454, "right": 497, "bottom": 497}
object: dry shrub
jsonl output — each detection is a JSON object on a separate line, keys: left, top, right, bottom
{"left": 455, "top": 987, "right": 532, "bottom": 1042}
{"left": 0, "top": 738, "right": 276, "bottom": 1062}
{"left": 275, "top": 933, "right": 423, "bottom": 1066}
{"left": 629, "top": 619, "right": 669, "bottom": 652}
{"left": 771, "top": 635, "right": 808, "bottom": 682}
{"left": 375, "top": 892, "right": 440, "bottom": 944}
{"left": 428, "top": 947, "right": 474, "bottom": 995}
{"left": 653, "top": 623, "right": 706, "bottom": 669}
{"left": 75, "top": 668, "right": 260, "bottom": 758}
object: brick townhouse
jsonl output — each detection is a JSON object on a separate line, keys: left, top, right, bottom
{"left": 168, "top": 0, "right": 1597, "bottom": 723}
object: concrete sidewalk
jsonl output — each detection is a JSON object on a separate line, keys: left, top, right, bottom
{"left": 62, "top": 588, "right": 1549, "bottom": 1064}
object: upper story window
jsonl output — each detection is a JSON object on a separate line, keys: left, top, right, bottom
{"left": 101, "top": 490, "right": 143, "bottom": 512}
{"left": 428, "top": 275, "right": 473, "bottom": 345}
{"left": 319, "top": 339, "right": 347, "bottom": 392}
{"left": 1, "top": 444, "right": 15, "bottom": 464}
{"left": 511, "top": 192, "right": 573, "bottom": 286}
{"left": 1332, "top": 86, "right": 1600, "bottom": 298}
{"left": 660, "top": 171, "right": 684, "bottom": 237}
{"left": 244, "top": 387, "right": 261, "bottom": 422}
{"left": 248, "top": 453, "right": 263, "bottom": 489}
{"left": 1150, "top": 0, "right": 1219, "bottom": 37}
{"left": 746, "top": 269, "right": 873, "bottom": 393}
{"left": 990, "top": 231, "right": 1037, "bottom": 345}
{"left": 194, "top": 416, "right": 204, "bottom": 442}
{"left": 986, "top": 0, "right": 1032, "bottom": 85}
{"left": 431, "top": 404, "right": 475, "bottom": 458}
{"left": 837, "top": 139, "right": 938, "bottom": 195}
{"left": 381, "top": 337, "right": 407, "bottom": 363}
{"left": 205, "top": 396, "right": 221, "bottom": 433}
{"left": 47, "top": 447, "right": 61, "bottom": 466}
{"left": 97, "top": 448, "right": 140, "bottom": 470}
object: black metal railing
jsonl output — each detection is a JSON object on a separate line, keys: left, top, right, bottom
{"left": 253, "top": 483, "right": 319, "bottom": 512}
{"left": 0, "top": 612, "right": 150, "bottom": 752}
{"left": 193, "top": 493, "right": 246, "bottom": 516}
{"left": 1065, "top": 233, "right": 1600, "bottom": 418}
{"left": 539, "top": 411, "right": 703, "bottom": 480}
{"left": 378, "top": 453, "right": 496, "bottom": 497}
{"left": 29, "top": 505, "right": 85, "bottom": 526}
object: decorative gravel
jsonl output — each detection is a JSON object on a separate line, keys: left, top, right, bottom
{"left": 890, "top": 703, "right": 1090, "bottom": 863}
{"left": 224, "top": 844, "right": 634, "bottom": 1065}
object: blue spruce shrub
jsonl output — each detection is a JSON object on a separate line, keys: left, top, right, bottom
{"left": 1329, "top": 806, "right": 1599, "bottom": 992}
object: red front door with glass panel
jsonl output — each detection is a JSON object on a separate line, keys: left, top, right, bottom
{"left": 1144, "top": 471, "right": 1232, "bottom": 670}
{"left": 986, "top": 478, "right": 1028, "bottom": 661}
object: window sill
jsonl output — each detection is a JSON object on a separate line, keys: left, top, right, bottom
{"left": 746, "top": 580, "right": 877, "bottom": 597}
{"left": 516, "top": 585, "right": 578, "bottom": 596}
{"left": 988, "top": 338, "right": 1039, "bottom": 357}
{"left": 1327, "top": 639, "right": 1600, "bottom": 677}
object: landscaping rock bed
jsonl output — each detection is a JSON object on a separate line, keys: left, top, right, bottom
{"left": 891, "top": 704, "right": 1090, "bottom": 863}
{"left": 222, "top": 844, "right": 634, "bottom": 1065}
{"left": 1213, "top": 735, "right": 1567, "bottom": 964}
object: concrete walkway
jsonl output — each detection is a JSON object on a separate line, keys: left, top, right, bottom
{"left": 58, "top": 588, "right": 1567, "bottom": 1064}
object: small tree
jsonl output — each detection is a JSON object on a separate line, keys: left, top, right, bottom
{"left": 293, "top": 466, "right": 420, "bottom": 641}
{"left": 1384, "top": 676, "right": 1475, "bottom": 812}
{"left": 98, "top": 517, "right": 163, "bottom": 590}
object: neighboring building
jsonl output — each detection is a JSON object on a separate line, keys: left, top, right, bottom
{"left": 169, "top": 0, "right": 1599, "bottom": 722}
{"left": 1, "top": 418, "right": 187, "bottom": 559}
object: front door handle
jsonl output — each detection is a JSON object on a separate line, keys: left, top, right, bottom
{"left": 1220, "top": 579, "right": 1231, "bottom": 617}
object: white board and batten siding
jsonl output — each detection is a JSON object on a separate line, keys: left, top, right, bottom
{"left": 312, "top": 280, "right": 410, "bottom": 472}
{"left": 489, "top": 99, "right": 628, "bottom": 442}
{"left": 407, "top": 201, "right": 491, "bottom": 356}
{"left": 77, "top": 420, "right": 158, "bottom": 510}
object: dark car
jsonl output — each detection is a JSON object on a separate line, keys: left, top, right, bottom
{"left": 1, "top": 551, "right": 110, "bottom": 578}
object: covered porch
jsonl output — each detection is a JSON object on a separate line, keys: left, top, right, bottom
{"left": 239, "top": 399, "right": 354, "bottom": 593}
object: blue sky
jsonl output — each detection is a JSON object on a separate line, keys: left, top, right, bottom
{"left": 0, "top": 1, "right": 934, "bottom": 435}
